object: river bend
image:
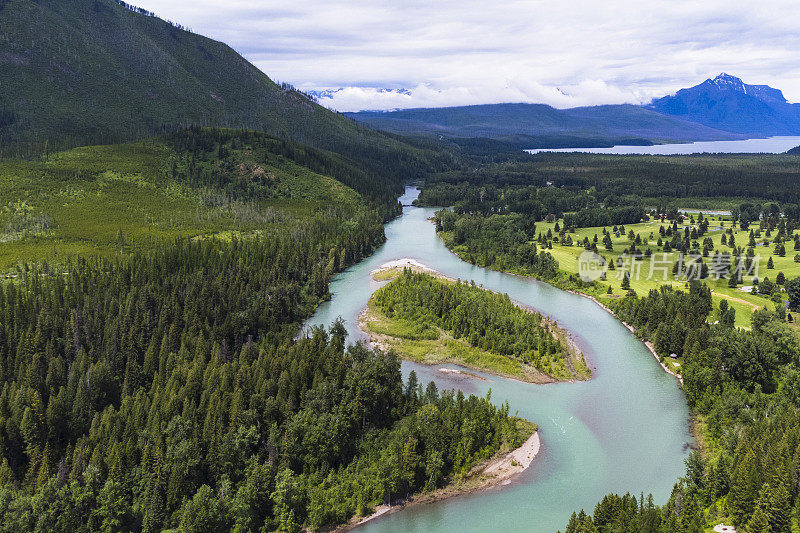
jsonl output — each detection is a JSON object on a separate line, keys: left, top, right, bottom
{"left": 306, "top": 186, "right": 692, "bottom": 532}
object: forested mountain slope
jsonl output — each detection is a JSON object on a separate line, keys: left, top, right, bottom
{"left": 0, "top": 128, "right": 402, "bottom": 269}
{"left": 0, "top": 0, "right": 447, "bottom": 193}
{"left": 0, "top": 1, "right": 535, "bottom": 529}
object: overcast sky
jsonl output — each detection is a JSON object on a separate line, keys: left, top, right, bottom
{"left": 133, "top": 0, "right": 800, "bottom": 111}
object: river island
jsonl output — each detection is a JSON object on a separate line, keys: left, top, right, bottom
{"left": 360, "top": 260, "right": 591, "bottom": 384}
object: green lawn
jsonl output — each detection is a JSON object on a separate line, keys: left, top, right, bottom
{"left": 533, "top": 215, "right": 793, "bottom": 329}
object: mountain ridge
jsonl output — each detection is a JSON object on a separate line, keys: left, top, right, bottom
{"left": 344, "top": 74, "right": 800, "bottom": 145}
{"left": 346, "top": 102, "right": 744, "bottom": 147}
{"left": 0, "top": 0, "right": 446, "bottom": 197}
{"left": 647, "top": 73, "right": 800, "bottom": 136}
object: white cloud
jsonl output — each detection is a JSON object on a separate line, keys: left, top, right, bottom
{"left": 131, "top": 0, "right": 800, "bottom": 111}
{"left": 310, "top": 80, "right": 651, "bottom": 112}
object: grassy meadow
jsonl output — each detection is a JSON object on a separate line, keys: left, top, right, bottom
{"left": 531, "top": 215, "right": 792, "bottom": 329}
{"left": 0, "top": 140, "right": 364, "bottom": 271}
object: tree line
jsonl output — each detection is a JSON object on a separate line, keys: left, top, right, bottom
{"left": 434, "top": 211, "right": 561, "bottom": 280}
{"left": 418, "top": 152, "right": 800, "bottom": 209}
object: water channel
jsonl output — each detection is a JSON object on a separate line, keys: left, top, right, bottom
{"left": 306, "top": 186, "right": 692, "bottom": 532}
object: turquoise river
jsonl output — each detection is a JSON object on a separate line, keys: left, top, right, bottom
{"left": 305, "top": 186, "right": 693, "bottom": 532}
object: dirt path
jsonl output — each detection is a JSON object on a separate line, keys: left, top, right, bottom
{"left": 712, "top": 291, "right": 760, "bottom": 310}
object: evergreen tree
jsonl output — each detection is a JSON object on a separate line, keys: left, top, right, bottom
{"left": 768, "top": 482, "right": 792, "bottom": 533}
{"left": 727, "top": 450, "right": 760, "bottom": 525}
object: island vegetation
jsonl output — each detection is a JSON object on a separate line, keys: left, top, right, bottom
{"left": 363, "top": 269, "right": 590, "bottom": 382}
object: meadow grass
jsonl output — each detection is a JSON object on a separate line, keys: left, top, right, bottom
{"left": 0, "top": 141, "right": 363, "bottom": 270}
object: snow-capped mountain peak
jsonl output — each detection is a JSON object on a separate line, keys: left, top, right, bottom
{"left": 648, "top": 73, "right": 797, "bottom": 136}
{"left": 709, "top": 73, "right": 746, "bottom": 92}
{"left": 702, "top": 73, "right": 787, "bottom": 104}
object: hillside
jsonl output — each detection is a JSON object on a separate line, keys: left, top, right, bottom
{"left": 346, "top": 103, "right": 742, "bottom": 147}
{"left": 0, "top": 0, "right": 446, "bottom": 195}
{"left": 648, "top": 73, "right": 800, "bottom": 136}
{"left": 0, "top": 128, "right": 388, "bottom": 269}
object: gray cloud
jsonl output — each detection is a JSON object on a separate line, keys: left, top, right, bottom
{"left": 133, "top": 0, "right": 800, "bottom": 111}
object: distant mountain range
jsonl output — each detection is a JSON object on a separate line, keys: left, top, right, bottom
{"left": 345, "top": 74, "right": 800, "bottom": 147}
{"left": 648, "top": 73, "right": 800, "bottom": 136}
{"left": 346, "top": 103, "right": 743, "bottom": 148}
{"left": 2, "top": 1, "right": 795, "bottom": 155}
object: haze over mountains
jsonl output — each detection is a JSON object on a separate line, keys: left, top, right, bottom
{"left": 346, "top": 103, "right": 743, "bottom": 148}
{"left": 346, "top": 74, "right": 800, "bottom": 147}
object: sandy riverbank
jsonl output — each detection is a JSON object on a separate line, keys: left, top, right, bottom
{"left": 371, "top": 257, "right": 434, "bottom": 275}
{"left": 436, "top": 367, "right": 488, "bottom": 381}
{"left": 339, "top": 431, "right": 541, "bottom": 531}
{"left": 370, "top": 257, "right": 444, "bottom": 283}
{"left": 572, "top": 292, "right": 683, "bottom": 385}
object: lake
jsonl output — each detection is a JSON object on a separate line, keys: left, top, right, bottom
{"left": 526, "top": 135, "right": 800, "bottom": 155}
{"left": 305, "top": 186, "right": 692, "bottom": 532}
